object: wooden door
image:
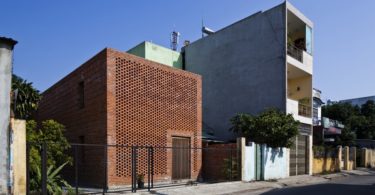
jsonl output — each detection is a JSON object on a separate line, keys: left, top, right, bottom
{"left": 172, "top": 137, "right": 191, "bottom": 180}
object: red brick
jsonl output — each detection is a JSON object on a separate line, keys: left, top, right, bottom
{"left": 37, "top": 48, "right": 202, "bottom": 187}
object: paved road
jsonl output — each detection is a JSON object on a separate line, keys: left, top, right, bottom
{"left": 251, "top": 172, "right": 375, "bottom": 195}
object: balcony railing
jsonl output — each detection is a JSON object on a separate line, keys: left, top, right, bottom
{"left": 298, "top": 104, "right": 311, "bottom": 117}
{"left": 287, "top": 44, "right": 303, "bottom": 62}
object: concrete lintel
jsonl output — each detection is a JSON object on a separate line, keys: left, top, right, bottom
{"left": 286, "top": 1, "right": 314, "bottom": 28}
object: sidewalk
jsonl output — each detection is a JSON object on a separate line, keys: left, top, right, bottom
{"left": 124, "top": 168, "right": 374, "bottom": 195}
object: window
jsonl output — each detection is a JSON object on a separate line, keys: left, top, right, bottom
{"left": 305, "top": 25, "right": 313, "bottom": 55}
{"left": 313, "top": 108, "right": 319, "bottom": 118}
{"left": 78, "top": 81, "right": 85, "bottom": 109}
{"left": 79, "top": 136, "right": 85, "bottom": 163}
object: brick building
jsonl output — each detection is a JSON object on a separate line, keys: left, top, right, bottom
{"left": 37, "top": 48, "right": 202, "bottom": 187}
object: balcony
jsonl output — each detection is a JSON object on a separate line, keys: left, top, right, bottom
{"left": 287, "top": 9, "right": 313, "bottom": 74}
{"left": 298, "top": 103, "right": 311, "bottom": 117}
{"left": 287, "top": 44, "right": 303, "bottom": 63}
{"left": 287, "top": 98, "right": 312, "bottom": 125}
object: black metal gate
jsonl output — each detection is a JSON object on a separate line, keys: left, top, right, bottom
{"left": 26, "top": 142, "right": 239, "bottom": 194}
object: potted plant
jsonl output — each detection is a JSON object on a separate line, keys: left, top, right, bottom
{"left": 137, "top": 174, "right": 145, "bottom": 189}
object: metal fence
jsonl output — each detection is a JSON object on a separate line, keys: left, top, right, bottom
{"left": 287, "top": 44, "right": 303, "bottom": 62}
{"left": 26, "top": 142, "right": 240, "bottom": 194}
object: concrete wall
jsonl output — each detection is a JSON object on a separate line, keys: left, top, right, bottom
{"left": 184, "top": 3, "right": 286, "bottom": 141}
{"left": 313, "top": 158, "right": 339, "bottom": 174}
{"left": 240, "top": 138, "right": 289, "bottom": 181}
{"left": 0, "top": 37, "right": 17, "bottom": 194}
{"left": 361, "top": 148, "right": 375, "bottom": 168}
{"left": 262, "top": 146, "right": 289, "bottom": 180}
{"left": 288, "top": 76, "right": 312, "bottom": 102}
{"left": 242, "top": 143, "right": 256, "bottom": 181}
{"left": 10, "top": 119, "right": 26, "bottom": 195}
{"left": 127, "top": 41, "right": 182, "bottom": 69}
{"left": 312, "top": 146, "right": 340, "bottom": 175}
{"left": 343, "top": 146, "right": 356, "bottom": 171}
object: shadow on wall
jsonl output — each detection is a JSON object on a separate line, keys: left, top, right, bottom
{"left": 261, "top": 183, "right": 375, "bottom": 195}
{"left": 172, "top": 55, "right": 183, "bottom": 69}
{"left": 264, "top": 147, "right": 284, "bottom": 164}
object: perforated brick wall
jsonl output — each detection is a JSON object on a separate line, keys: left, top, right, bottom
{"left": 106, "top": 49, "right": 202, "bottom": 186}
{"left": 37, "top": 48, "right": 202, "bottom": 187}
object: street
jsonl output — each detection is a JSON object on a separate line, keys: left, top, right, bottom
{"left": 248, "top": 170, "right": 375, "bottom": 195}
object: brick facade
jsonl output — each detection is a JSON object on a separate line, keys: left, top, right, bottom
{"left": 37, "top": 48, "right": 202, "bottom": 187}
{"left": 202, "top": 143, "right": 238, "bottom": 181}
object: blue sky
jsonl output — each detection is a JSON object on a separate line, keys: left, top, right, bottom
{"left": 2, "top": 0, "right": 375, "bottom": 101}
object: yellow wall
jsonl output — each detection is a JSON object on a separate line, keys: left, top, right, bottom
{"left": 287, "top": 76, "right": 312, "bottom": 102}
{"left": 11, "top": 119, "right": 26, "bottom": 195}
{"left": 312, "top": 158, "right": 339, "bottom": 174}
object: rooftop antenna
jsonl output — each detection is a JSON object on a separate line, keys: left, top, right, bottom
{"left": 170, "top": 31, "right": 180, "bottom": 51}
{"left": 201, "top": 18, "right": 204, "bottom": 38}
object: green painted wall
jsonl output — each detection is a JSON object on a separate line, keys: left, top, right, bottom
{"left": 127, "top": 42, "right": 146, "bottom": 58}
{"left": 127, "top": 41, "right": 182, "bottom": 69}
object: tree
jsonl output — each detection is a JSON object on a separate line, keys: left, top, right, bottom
{"left": 322, "top": 100, "right": 375, "bottom": 142}
{"left": 11, "top": 74, "right": 41, "bottom": 119}
{"left": 27, "top": 120, "right": 72, "bottom": 193}
{"left": 361, "top": 100, "right": 375, "bottom": 118}
{"left": 336, "top": 128, "right": 356, "bottom": 146}
{"left": 322, "top": 102, "right": 359, "bottom": 124}
{"left": 230, "top": 109, "right": 299, "bottom": 148}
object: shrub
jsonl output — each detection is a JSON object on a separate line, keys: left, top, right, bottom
{"left": 230, "top": 108, "right": 299, "bottom": 148}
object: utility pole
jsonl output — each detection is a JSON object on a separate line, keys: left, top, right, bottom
{"left": 0, "top": 36, "right": 17, "bottom": 194}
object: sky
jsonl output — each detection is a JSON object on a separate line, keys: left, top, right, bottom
{"left": 1, "top": 0, "right": 375, "bottom": 101}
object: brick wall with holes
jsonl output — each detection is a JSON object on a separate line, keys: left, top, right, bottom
{"left": 37, "top": 48, "right": 202, "bottom": 187}
{"left": 106, "top": 49, "right": 202, "bottom": 186}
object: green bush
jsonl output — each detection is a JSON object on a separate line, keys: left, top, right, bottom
{"left": 230, "top": 108, "right": 299, "bottom": 148}
{"left": 222, "top": 157, "right": 239, "bottom": 180}
{"left": 27, "top": 120, "right": 72, "bottom": 194}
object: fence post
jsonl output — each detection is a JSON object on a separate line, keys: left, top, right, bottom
{"left": 151, "top": 147, "right": 154, "bottom": 188}
{"left": 26, "top": 143, "right": 30, "bottom": 195}
{"left": 74, "top": 145, "right": 78, "bottom": 195}
{"left": 131, "top": 147, "right": 134, "bottom": 192}
{"left": 229, "top": 148, "right": 232, "bottom": 181}
{"left": 131, "top": 146, "right": 138, "bottom": 193}
{"left": 41, "top": 142, "right": 47, "bottom": 195}
{"left": 351, "top": 147, "right": 356, "bottom": 169}
{"left": 337, "top": 146, "right": 342, "bottom": 171}
{"left": 131, "top": 146, "right": 135, "bottom": 193}
{"left": 147, "top": 147, "right": 150, "bottom": 192}
{"left": 343, "top": 146, "right": 349, "bottom": 170}
{"left": 134, "top": 146, "right": 137, "bottom": 192}
{"left": 103, "top": 145, "right": 107, "bottom": 194}
{"left": 237, "top": 138, "right": 245, "bottom": 181}
{"left": 361, "top": 148, "right": 367, "bottom": 167}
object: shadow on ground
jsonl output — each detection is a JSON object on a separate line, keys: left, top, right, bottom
{"left": 262, "top": 183, "right": 375, "bottom": 195}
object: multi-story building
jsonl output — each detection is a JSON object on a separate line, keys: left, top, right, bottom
{"left": 339, "top": 95, "right": 375, "bottom": 107}
{"left": 37, "top": 48, "right": 202, "bottom": 187}
{"left": 182, "top": 2, "right": 313, "bottom": 175}
{"left": 313, "top": 117, "right": 344, "bottom": 145}
{"left": 313, "top": 88, "right": 324, "bottom": 126}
